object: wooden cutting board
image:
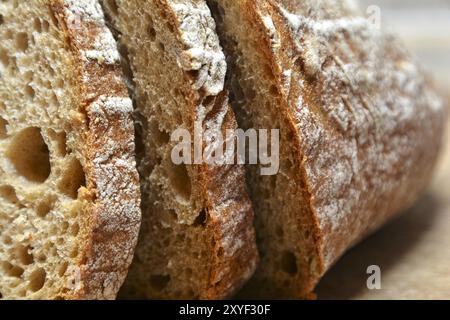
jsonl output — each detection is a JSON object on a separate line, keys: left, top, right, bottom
{"left": 316, "top": 112, "right": 450, "bottom": 300}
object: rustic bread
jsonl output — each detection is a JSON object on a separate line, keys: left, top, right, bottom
{"left": 0, "top": 0, "right": 140, "bottom": 299}
{"left": 101, "top": 0, "right": 258, "bottom": 299}
{"left": 208, "top": 0, "right": 446, "bottom": 298}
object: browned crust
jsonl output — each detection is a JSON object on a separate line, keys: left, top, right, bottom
{"left": 147, "top": 0, "right": 258, "bottom": 299}
{"left": 219, "top": 0, "right": 446, "bottom": 298}
{"left": 49, "top": 1, "right": 141, "bottom": 300}
{"left": 228, "top": 0, "right": 324, "bottom": 298}
{"left": 199, "top": 96, "right": 259, "bottom": 299}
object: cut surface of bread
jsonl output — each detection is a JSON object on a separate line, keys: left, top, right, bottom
{"left": 101, "top": 0, "right": 258, "bottom": 299}
{"left": 207, "top": 0, "right": 446, "bottom": 298}
{"left": 0, "top": 0, "right": 140, "bottom": 299}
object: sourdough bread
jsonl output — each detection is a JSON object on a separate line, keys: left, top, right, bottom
{"left": 208, "top": 0, "right": 446, "bottom": 298}
{"left": 0, "top": 0, "right": 141, "bottom": 299}
{"left": 101, "top": 0, "right": 258, "bottom": 299}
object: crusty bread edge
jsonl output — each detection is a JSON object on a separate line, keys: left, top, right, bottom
{"left": 159, "top": 1, "right": 259, "bottom": 299}
{"left": 50, "top": 0, "right": 141, "bottom": 300}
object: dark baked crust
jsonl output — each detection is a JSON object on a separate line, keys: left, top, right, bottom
{"left": 50, "top": 0, "right": 141, "bottom": 300}
{"left": 210, "top": 0, "right": 446, "bottom": 298}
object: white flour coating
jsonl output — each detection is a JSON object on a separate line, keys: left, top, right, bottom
{"left": 64, "top": 0, "right": 120, "bottom": 64}
{"left": 62, "top": 0, "right": 140, "bottom": 299}
{"left": 261, "top": 15, "right": 280, "bottom": 48}
{"left": 84, "top": 31, "right": 121, "bottom": 64}
{"left": 275, "top": 2, "right": 445, "bottom": 267}
{"left": 168, "top": 0, "right": 226, "bottom": 96}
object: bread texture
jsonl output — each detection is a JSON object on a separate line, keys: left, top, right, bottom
{"left": 207, "top": 0, "right": 447, "bottom": 298}
{"left": 0, "top": 0, "right": 141, "bottom": 299}
{"left": 101, "top": 0, "right": 258, "bottom": 299}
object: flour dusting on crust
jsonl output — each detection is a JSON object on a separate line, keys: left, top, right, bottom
{"left": 64, "top": 0, "right": 120, "bottom": 64}
{"left": 60, "top": 0, "right": 141, "bottom": 299}
{"left": 274, "top": 1, "right": 445, "bottom": 267}
{"left": 168, "top": 0, "right": 226, "bottom": 96}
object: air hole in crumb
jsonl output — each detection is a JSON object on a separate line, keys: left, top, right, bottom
{"left": 149, "top": 275, "right": 170, "bottom": 292}
{"left": 148, "top": 25, "right": 157, "bottom": 41}
{"left": 0, "top": 117, "right": 8, "bottom": 138}
{"left": 0, "top": 50, "right": 9, "bottom": 68}
{"left": 14, "top": 244, "right": 34, "bottom": 265}
{"left": 29, "top": 268, "right": 46, "bottom": 292}
{"left": 193, "top": 210, "right": 207, "bottom": 227}
{"left": 33, "top": 18, "right": 42, "bottom": 33}
{"left": 57, "top": 157, "right": 86, "bottom": 199}
{"left": 25, "top": 85, "right": 35, "bottom": 100}
{"left": 70, "top": 223, "right": 79, "bottom": 236}
{"left": 168, "top": 164, "right": 191, "bottom": 201}
{"left": 58, "top": 261, "right": 68, "bottom": 277}
{"left": 0, "top": 185, "right": 20, "bottom": 205}
{"left": 7, "top": 127, "right": 51, "bottom": 183}
{"left": 2, "top": 261, "right": 24, "bottom": 277}
{"left": 70, "top": 247, "right": 78, "bottom": 258}
{"left": 15, "top": 33, "right": 29, "bottom": 52}
{"left": 281, "top": 251, "right": 298, "bottom": 276}
{"left": 36, "top": 197, "right": 55, "bottom": 218}
{"left": 0, "top": 15, "right": 4, "bottom": 26}
{"left": 158, "top": 42, "right": 165, "bottom": 51}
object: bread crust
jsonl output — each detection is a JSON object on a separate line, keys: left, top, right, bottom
{"left": 212, "top": 0, "right": 446, "bottom": 297}
{"left": 50, "top": 0, "right": 141, "bottom": 299}
{"left": 161, "top": 0, "right": 259, "bottom": 298}
{"left": 100, "top": 0, "right": 257, "bottom": 299}
{"left": 155, "top": 0, "right": 259, "bottom": 299}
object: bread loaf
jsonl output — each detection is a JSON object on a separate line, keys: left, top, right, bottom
{"left": 0, "top": 0, "right": 141, "bottom": 299}
{"left": 101, "top": 0, "right": 258, "bottom": 299}
{"left": 207, "top": 0, "right": 446, "bottom": 298}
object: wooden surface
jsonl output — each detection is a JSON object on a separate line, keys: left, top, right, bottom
{"left": 316, "top": 1, "right": 450, "bottom": 300}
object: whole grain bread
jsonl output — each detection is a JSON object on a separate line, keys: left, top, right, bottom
{"left": 0, "top": 0, "right": 141, "bottom": 299}
{"left": 101, "top": 0, "right": 258, "bottom": 299}
{"left": 207, "top": 0, "right": 447, "bottom": 298}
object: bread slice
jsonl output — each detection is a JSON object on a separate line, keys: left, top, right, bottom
{"left": 0, "top": 0, "right": 140, "bottom": 299}
{"left": 207, "top": 0, "right": 446, "bottom": 298}
{"left": 101, "top": 0, "right": 258, "bottom": 299}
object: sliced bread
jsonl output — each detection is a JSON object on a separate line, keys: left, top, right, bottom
{"left": 101, "top": 0, "right": 258, "bottom": 299}
{"left": 0, "top": 0, "right": 140, "bottom": 299}
{"left": 207, "top": 0, "right": 446, "bottom": 298}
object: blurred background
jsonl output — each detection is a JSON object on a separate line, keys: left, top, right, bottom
{"left": 316, "top": 0, "right": 450, "bottom": 299}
